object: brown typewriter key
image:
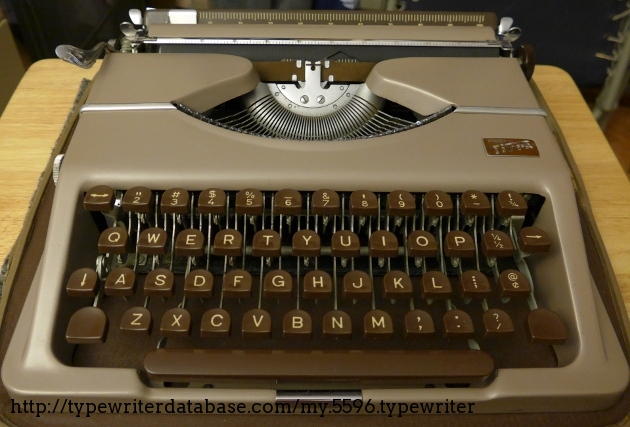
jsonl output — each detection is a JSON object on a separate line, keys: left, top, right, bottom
{"left": 84, "top": 185, "right": 115, "bottom": 212}
{"left": 292, "top": 230, "right": 321, "bottom": 257}
{"left": 382, "top": 271, "right": 413, "bottom": 299}
{"left": 311, "top": 189, "right": 340, "bottom": 215}
{"left": 274, "top": 189, "right": 302, "bottom": 215}
{"left": 525, "top": 308, "right": 568, "bottom": 345}
{"left": 184, "top": 269, "right": 213, "bottom": 299}
{"left": 198, "top": 188, "right": 227, "bottom": 215}
{"left": 331, "top": 230, "right": 360, "bottom": 258}
{"left": 66, "top": 268, "right": 99, "bottom": 297}
{"left": 483, "top": 309, "right": 515, "bottom": 338}
{"left": 342, "top": 271, "right": 372, "bottom": 299}
{"left": 235, "top": 188, "right": 264, "bottom": 215}
{"left": 122, "top": 186, "right": 153, "bottom": 213}
{"left": 518, "top": 226, "right": 552, "bottom": 253}
{"left": 423, "top": 190, "right": 453, "bottom": 216}
{"left": 263, "top": 270, "right": 293, "bottom": 298}
{"left": 387, "top": 190, "right": 416, "bottom": 217}
{"left": 350, "top": 190, "right": 378, "bottom": 216}
{"left": 283, "top": 310, "right": 312, "bottom": 339}
{"left": 213, "top": 229, "right": 243, "bottom": 256}
{"left": 444, "top": 310, "right": 475, "bottom": 339}
{"left": 364, "top": 310, "right": 394, "bottom": 339}
{"left": 175, "top": 229, "right": 205, "bottom": 257}
{"left": 460, "top": 190, "right": 491, "bottom": 216}
{"left": 404, "top": 310, "right": 435, "bottom": 338}
{"left": 143, "top": 268, "right": 174, "bottom": 297}
{"left": 421, "top": 271, "right": 452, "bottom": 299}
{"left": 242, "top": 309, "right": 272, "bottom": 338}
{"left": 459, "top": 270, "right": 491, "bottom": 299}
{"left": 223, "top": 269, "right": 252, "bottom": 298}
{"left": 105, "top": 267, "right": 137, "bottom": 296}
{"left": 160, "top": 308, "right": 191, "bottom": 338}
{"left": 161, "top": 188, "right": 190, "bottom": 214}
{"left": 200, "top": 308, "right": 231, "bottom": 338}
{"left": 98, "top": 227, "right": 130, "bottom": 254}
{"left": 120, "top": 307, "right": 152, "bottom": 336}
{"left": 302, "top": 270, "right": 333, "bottom": 299}
{"left": 200, "top": 308, "right": 230, "bottom": 338}
{"left": 444, "top": 230, "right": 476, "bottom": 258}
{"left": 481, "top": 230, "right": 514, "bottom": 258}
{"left": 252, "top": 230, "right": 281, "bottom": 257}
{"left": 323, "top": 310, "right": 352, "bottom": 339}
{"left": 66, "top": 307, "right": 108, "bottom": 344}
{"left": 369, "top": 230, "right": 399, "bottom": 258}
{"left": 407, "top": 230, "right": 437, "bottom": 258}
{"left": 138, "top": 227, "right": 167, "bottom": 255}
{"left": 498, "top": 269, "right": 531, "bottom": 298}
{"left": 496, "top": 190, "right": 528, "bottom": 217}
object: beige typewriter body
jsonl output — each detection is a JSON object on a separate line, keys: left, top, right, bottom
{"left": 2, "top": 10, "right": 628, "bottom": 414}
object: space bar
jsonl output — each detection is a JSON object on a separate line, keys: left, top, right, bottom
{"left": 144, "top": 349, "right": 494, "bottom": 385}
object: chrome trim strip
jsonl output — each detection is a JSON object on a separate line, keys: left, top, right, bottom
{"left": 454, "top": 106, "right": 547, "bottom": 116}
{"left": 145, "top": 38, "right": 502, "bottom": 48}
{"left": 276, "top": 390, "right": 363, "bottom": 402}
{"left": 80, "top": 103, "right": 176, "bottom": 113}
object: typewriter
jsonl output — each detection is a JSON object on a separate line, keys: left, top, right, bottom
{"left": 2, "top": 8, "right": 629, "bottom": 415}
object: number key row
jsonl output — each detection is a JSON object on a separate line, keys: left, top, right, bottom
{"left": 84, "top": 186, "right": 531, "bottom": 218}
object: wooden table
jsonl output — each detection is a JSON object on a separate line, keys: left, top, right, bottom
{"left": 1, "top": 59, "right": 629, "bottom": 317}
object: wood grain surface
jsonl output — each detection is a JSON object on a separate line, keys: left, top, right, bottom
{"left": 533, "top": 66, "right": 630, "bottom": 317}
{"left": 0, "top": 60, "right": 628, "bottom": 317}
{"left": 0, "top": 59, "right": 98, "bottom": 262}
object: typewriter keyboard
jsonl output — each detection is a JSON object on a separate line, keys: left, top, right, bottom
{"left": 63, "top": 186, "right": 568, "bottom": 388}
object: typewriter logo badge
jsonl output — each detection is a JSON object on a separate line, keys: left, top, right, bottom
{"left": 483, "top": 138, "right": 540, "bottom": 157}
